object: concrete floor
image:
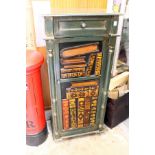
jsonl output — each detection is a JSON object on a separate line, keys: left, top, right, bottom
{"left": 26, "top": 119, "right": 129, "bottom": 155}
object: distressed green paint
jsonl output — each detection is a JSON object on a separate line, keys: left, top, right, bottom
{"left": 44, "top": 17, "right": 54, "bottom": 37}
{"left": 54, "top": 16, "right": 111, "bottom": 38}
{"left": 44, "top": 15, "right": 119, "bottom": 140}
{"left": 45, "top": 40, "right": 60, "bottom": 139}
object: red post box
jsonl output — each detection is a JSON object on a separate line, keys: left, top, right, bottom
{"left": 26, "top": 50, "right": 48, "bottom": 146}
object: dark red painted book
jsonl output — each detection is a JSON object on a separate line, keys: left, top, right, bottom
{"left": 62, "top": 99, "right": 69, "bottom": 130}
{"left": 84, "top": 97, "right": 91, "bottom": 127}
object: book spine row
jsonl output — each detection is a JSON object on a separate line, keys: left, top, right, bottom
{"left": 66, "top": 86, "right": 99, "bottom": 99}
{"left": 62, "top": 96, "right": 98, "bottom": 129}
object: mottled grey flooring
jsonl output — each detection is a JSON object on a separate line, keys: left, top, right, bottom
{"left": 26, "top": 119, "right": 129, "bottom": 155}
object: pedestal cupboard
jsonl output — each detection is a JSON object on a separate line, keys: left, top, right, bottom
{"left": 44, "top": 14, "right": 119, "bottom": 140}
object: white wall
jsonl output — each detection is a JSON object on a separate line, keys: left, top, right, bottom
{"left": 32, "top": 0, "right": 51, "bottom": 47}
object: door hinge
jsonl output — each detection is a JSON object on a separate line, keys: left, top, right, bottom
{"left": 109, "top": 33, "right": 120, "bottom": 37}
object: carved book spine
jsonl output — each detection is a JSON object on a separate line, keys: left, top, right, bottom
{"left": 61, "top": 57, "right": 86, "bottom": 65}
{"left": 61, "top": 67, "right": 85, "bottom": 74}
{"left": 90, "top": 96, "right": 98, "bottom": 126}
{"left": 77, "top": 98, "right": 85, "bottom": 128}
{"left": 86, "top": 53, "right": 96, "bottom": 76}
{"left": 62, "top": 99, "right": 69, "bottom": 130}
{"left": 60, "top": 43, "right": 99, "bottom": 58}
{"left": 95, "top": 52, "right": 102, "bottom": 76}
{"left": 84, "top": 97, "right": 91, "bottom": 127}
{"left": 71, "top": 80, "right": 98, "bottom": 87}
{"left": 61, "top": 72, "right": 85, "bottom": 79}
{"left": 69, "top": 99, "right": 77, "bottom": 128}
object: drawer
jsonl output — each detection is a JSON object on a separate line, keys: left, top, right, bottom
{"left": 54, "top": 17, "right": 112, "bottom": 37}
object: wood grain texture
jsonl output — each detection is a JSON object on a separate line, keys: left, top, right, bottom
{"left": 37, "top": 47, "right": 51, "bottom": 110}
{"left": 50, "top": 0, "right": 107, "bottom": 14}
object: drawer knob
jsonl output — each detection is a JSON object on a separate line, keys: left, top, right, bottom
{"left": 81, "top": 22, "right": 87, "bottom": 28}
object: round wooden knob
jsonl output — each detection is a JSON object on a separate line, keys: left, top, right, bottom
{"left": 81, "top": 22, "right": 87, "bottom": 28}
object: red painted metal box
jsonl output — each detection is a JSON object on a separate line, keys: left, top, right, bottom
{"left": 26, "top": 50, "right": 47, "bottom": 146}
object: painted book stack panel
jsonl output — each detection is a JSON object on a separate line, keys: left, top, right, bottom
{"left": 60, "top": 43, "right": 103, "bottom": 79}
{"left": 62, "top": 80, "right": 99, "bottom": 130}
{"left": 60, "top": 42, "right": 103, "bottom": 130}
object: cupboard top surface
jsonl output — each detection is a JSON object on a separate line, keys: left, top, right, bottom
{"left": 43, "top": 13, "right": 122, "bottom": 17}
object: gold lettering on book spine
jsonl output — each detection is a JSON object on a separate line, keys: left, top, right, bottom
{"left": 95, "top": 52, "right": 102, "bottom": 76}
{"left": 90, "top": 97, "right": 98, "bottom": 126}
{"left": 78, "top": 98, "right": 85, "bottom": 128}
{"left": 61, "top": 72, "right": 85, "bottom": 79}
{"left": 89, "top": 86, "right": 99, "bottom": 97}
{"left": 86, "top": 53, "right": 96, "bottom": 76}
{"left": 69, "top": 99, "right": 77, "bottom": 128}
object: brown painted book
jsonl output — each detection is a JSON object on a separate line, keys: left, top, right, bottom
{"left": 66, "top": 87, "right": 83, "bottom": 99}
{"left": 90, "top": 96, "right": 98, "bottom": 126}
{"left": 62, "top": 99, "right": 69, "bottom": 130}
{"left": 86, "top": 53, "right": 96, "bottom": 76}
{"left": 69, "top": 99, "right": 77, "bottom": 128}
{"left": 61, "top": 72, "right": 85, "bottom": 79}
{"left": 61, "top": 67, "right": 85, "bottom": 74}
{"left": 61, "top": 57, "right": 86, "bottom": 65}
{"left": 84, "top": 97, "right": 91, "bottom": 127}
{"left": 60, "top": 43, "right": 99, "bottom": 58}
{"left": 77, "top": 98, "right": 85, "bottom": 128}
{"left": 64, "top": 63, "right": 87, "bottom": 69}
{"left": 71, "top": 80, "right": 98, "bottom": 88}
{"left": 95, "top": 52, "right": 102, "bottom": 76}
